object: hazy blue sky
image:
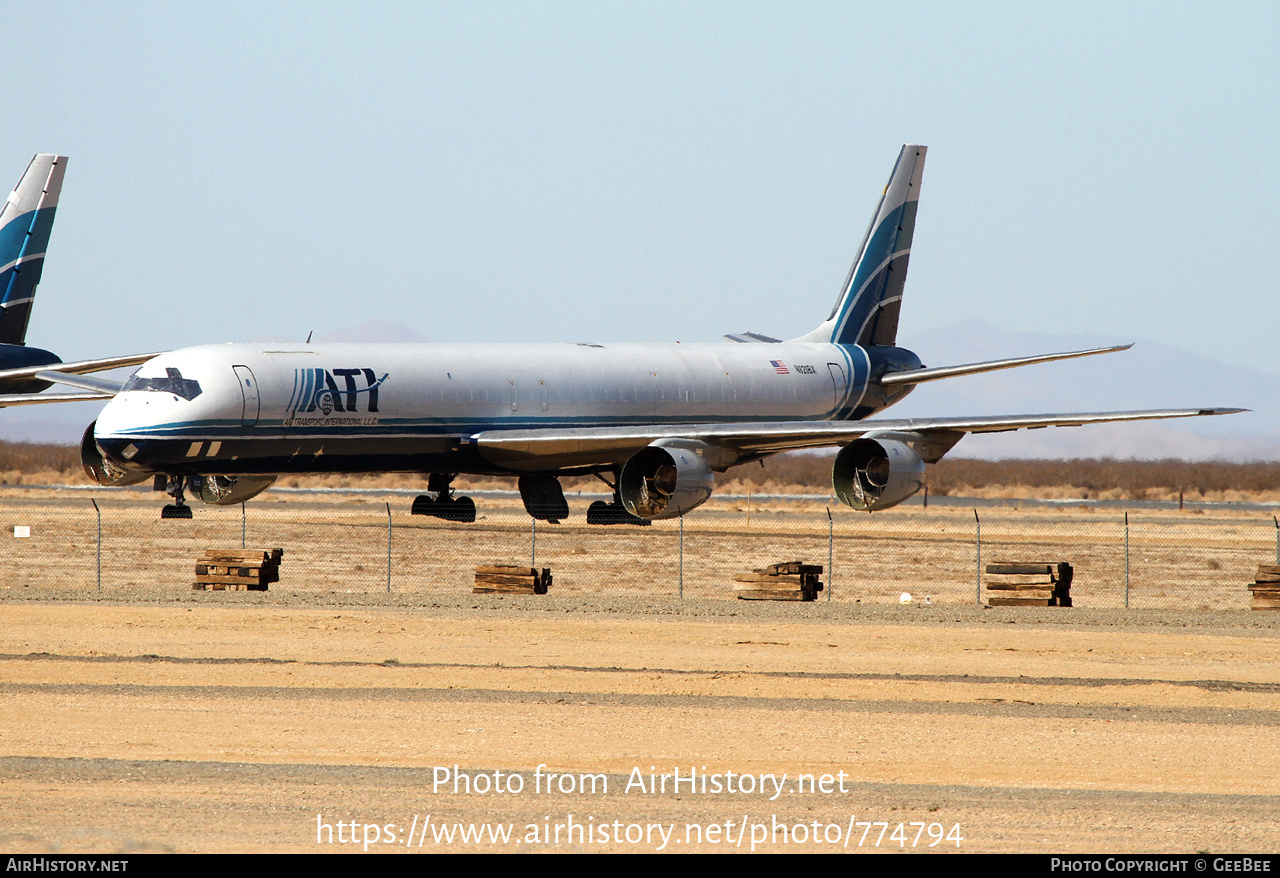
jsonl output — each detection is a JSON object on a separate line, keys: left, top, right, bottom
{"left": 8, "top": 2, "right": 1278, "bottom": 375}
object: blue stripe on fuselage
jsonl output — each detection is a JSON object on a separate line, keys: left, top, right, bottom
{"left": 829, "top": 343, "right": 870, "bottom": 420}
{"left": 100, "top": 400, "right": 900, "bottom": 441}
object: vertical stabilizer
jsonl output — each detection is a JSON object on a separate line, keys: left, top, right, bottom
{"left": 795, "top": 144, "right": 925, "bottom": 347}
{"left": 0, "top": 154, "right": 66, "bottom": 346}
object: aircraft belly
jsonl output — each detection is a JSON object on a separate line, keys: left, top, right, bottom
{"left": 100, "top": 432, "right": 490, "bottom": 476}
{"left": 477, "top": 437, "right": 644, "bottom": 472}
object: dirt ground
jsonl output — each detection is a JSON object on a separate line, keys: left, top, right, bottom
{"left": 2, "top": 488, "right": 1279, "bottom": 853}
{"left": 2, "top": 594, "right": 1280, "bottom": 854}
{"left": 2, "top": 486, "right": 1276, "bottom": 609}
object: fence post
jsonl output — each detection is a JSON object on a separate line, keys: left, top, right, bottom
{"left": 91, "top": 498, "right": 101, "bottom": 591}
{"left": 826, "top": 507, "right": 833, "bottom": 602}
{"left": 241, "top": 502, "right": 246, "bottom": 549}
{"left": 974, "top": 509, "right": 981, "bottom": 604}
{"left": 531, "top": 517, "right": 536, "bottom": 567}
{"left": 386, "top": 502, "right": 392, "bottom": 593}
{"left": 1124, "top": 512, "right": 1130, "bottom": 609}
{"left": 678, "top": 516, "right": 684, "bottom": 599}
{"left": 1274, "top": 515, "right": 1278, "bottom": 565}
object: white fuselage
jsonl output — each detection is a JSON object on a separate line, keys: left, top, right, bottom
{"left": 92, "top": 341, "right": 880, "bottom": 477}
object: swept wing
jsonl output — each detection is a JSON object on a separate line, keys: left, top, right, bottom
{"left": 474, "top": 407, "right": 1246, "bottom": 471}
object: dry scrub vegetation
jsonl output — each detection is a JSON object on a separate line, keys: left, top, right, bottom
{"left": 717, "top": 452, "right": 1280, "bottom": 503}
{"left": 3, "top": 440, "right": 1278, "bottom": 502}
{"left": 0, "top": 441, "right": 81, "bottom": 486}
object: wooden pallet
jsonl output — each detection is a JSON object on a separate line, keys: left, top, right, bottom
{"left": 733, "top": 561, "right": 823, "bottom": 601}
{"left": 984, "top": 560, "right": 1072, "bottom": 607}
{"left": 474, "top": 564, "right": 551, "bottom": 594}
{"left": 1249, "top": 565, "right": 1280, "bottom": 610}
{"left": 192, "top": 548, "right": 283, "bottom": 591}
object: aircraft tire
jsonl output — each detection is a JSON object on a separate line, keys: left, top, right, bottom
{"left": 410, "top": 494, "right": 434, "bottom": 516}
{"left": 445, "top": 496, "right": 477, "bottom": 523}
{"left": 586, "top": 500, "right": 650, "bottom": 526}
{"left": 161, "top": 504, "right": 193, "bottom": 520}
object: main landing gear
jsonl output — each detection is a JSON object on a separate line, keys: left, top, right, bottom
{"left": 411, "top": 473, "right": 477, "bottom": 522}
{"left": 586, "top": 470, "right": 649, "bottom": 526}
{"left": 518, "top": 475, "right": 569, "bottom": 523}
{"left": 155, "top": 474, "right": 193, "bottom": 519}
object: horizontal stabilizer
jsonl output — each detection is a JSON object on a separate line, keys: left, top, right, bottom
{"left": 724, "top": 332, "right": 782, "bottom": 344}
{"left": 878, "top": 344, "right": 1133, "bottom": 388}
{"left": 34, "top": 370, "right": 124, "bottom": 395}
{"left": 0, "top": 391, "right": 111, "bottom": 408}
{"left": 0, "top": 351, "right": 160, "bottom": 391}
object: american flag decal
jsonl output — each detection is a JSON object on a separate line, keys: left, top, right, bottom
{"left": 770, "top": 360, "right": 790, "bottom": 374}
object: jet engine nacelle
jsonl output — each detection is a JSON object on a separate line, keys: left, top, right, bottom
{"left": 193, "top": 474, "right": 277, "bottom": 506}
{"left": 619, "top": 441, "right": 715, "bottom": 520}
{"left": 80, "top": 421, "right": 150, "bottom": 486}
{"left": 832, "top": 436, "right": 925, "bottom": 511}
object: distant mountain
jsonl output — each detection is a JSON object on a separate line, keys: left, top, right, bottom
{"left": 889, "top": 320, "right": 1278, "bottom": 460}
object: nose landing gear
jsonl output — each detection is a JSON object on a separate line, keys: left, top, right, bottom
{"left": 517, "top": 475, "right": 569, "bottom": 523}
{"left": 155, "top": 474, "right": 193, "bottom": 519}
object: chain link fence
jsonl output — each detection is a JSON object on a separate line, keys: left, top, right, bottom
{"left": 2, "top": 487, "right": 1277, "bottom": 609}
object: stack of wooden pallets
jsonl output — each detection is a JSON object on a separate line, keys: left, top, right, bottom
{"left": 984, "top": 561, "right": 1073, "bottom": 607}
{"left": 1248, "top": 565, "right": 1280, "bottom": 610}
{"left": 733, "top": 561, "right": 824, "bottom": 601}
{"left": 473, "top": 564, "right": 551, "bottom": 595}
{"left": 193, "top": 548, "right": 283, "bottom": 591}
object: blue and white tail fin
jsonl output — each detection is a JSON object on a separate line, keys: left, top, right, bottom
{"left": 794, "top": 144, "right": 925, "bottom": 347}
{"left": 0, "top": 154, "right": 66, "bottom": 346}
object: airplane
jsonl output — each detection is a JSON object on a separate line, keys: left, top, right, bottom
{"left": 0, "top": 145, "right": 1244, "bottom": 520}
{"left": 0, "top": 155, "right": 157, "bottom": 393}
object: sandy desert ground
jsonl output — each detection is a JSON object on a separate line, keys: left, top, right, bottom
{"left": 2, "top": 488, "right": 1279, "bottom": 853}
{"left": 2, "top": 486, "right": 1277, "bottom": 608}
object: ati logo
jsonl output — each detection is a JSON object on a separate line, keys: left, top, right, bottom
{"left": 287, "top": 368, "right": 389, "bottom": 415}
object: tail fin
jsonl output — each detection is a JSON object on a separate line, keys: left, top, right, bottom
{"left": 0, "top": 154, "right": 66, "bottom": 346}
{"left": 795, "top": 144, "right": 925, "bottom": 347}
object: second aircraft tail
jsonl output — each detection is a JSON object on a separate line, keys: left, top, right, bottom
{"left": 0, "top": 154, "right": 66, "bottom": 346}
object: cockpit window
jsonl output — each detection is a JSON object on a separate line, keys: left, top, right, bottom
{"left": 121, "top": 367, "right": 203, "bottom": 400}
